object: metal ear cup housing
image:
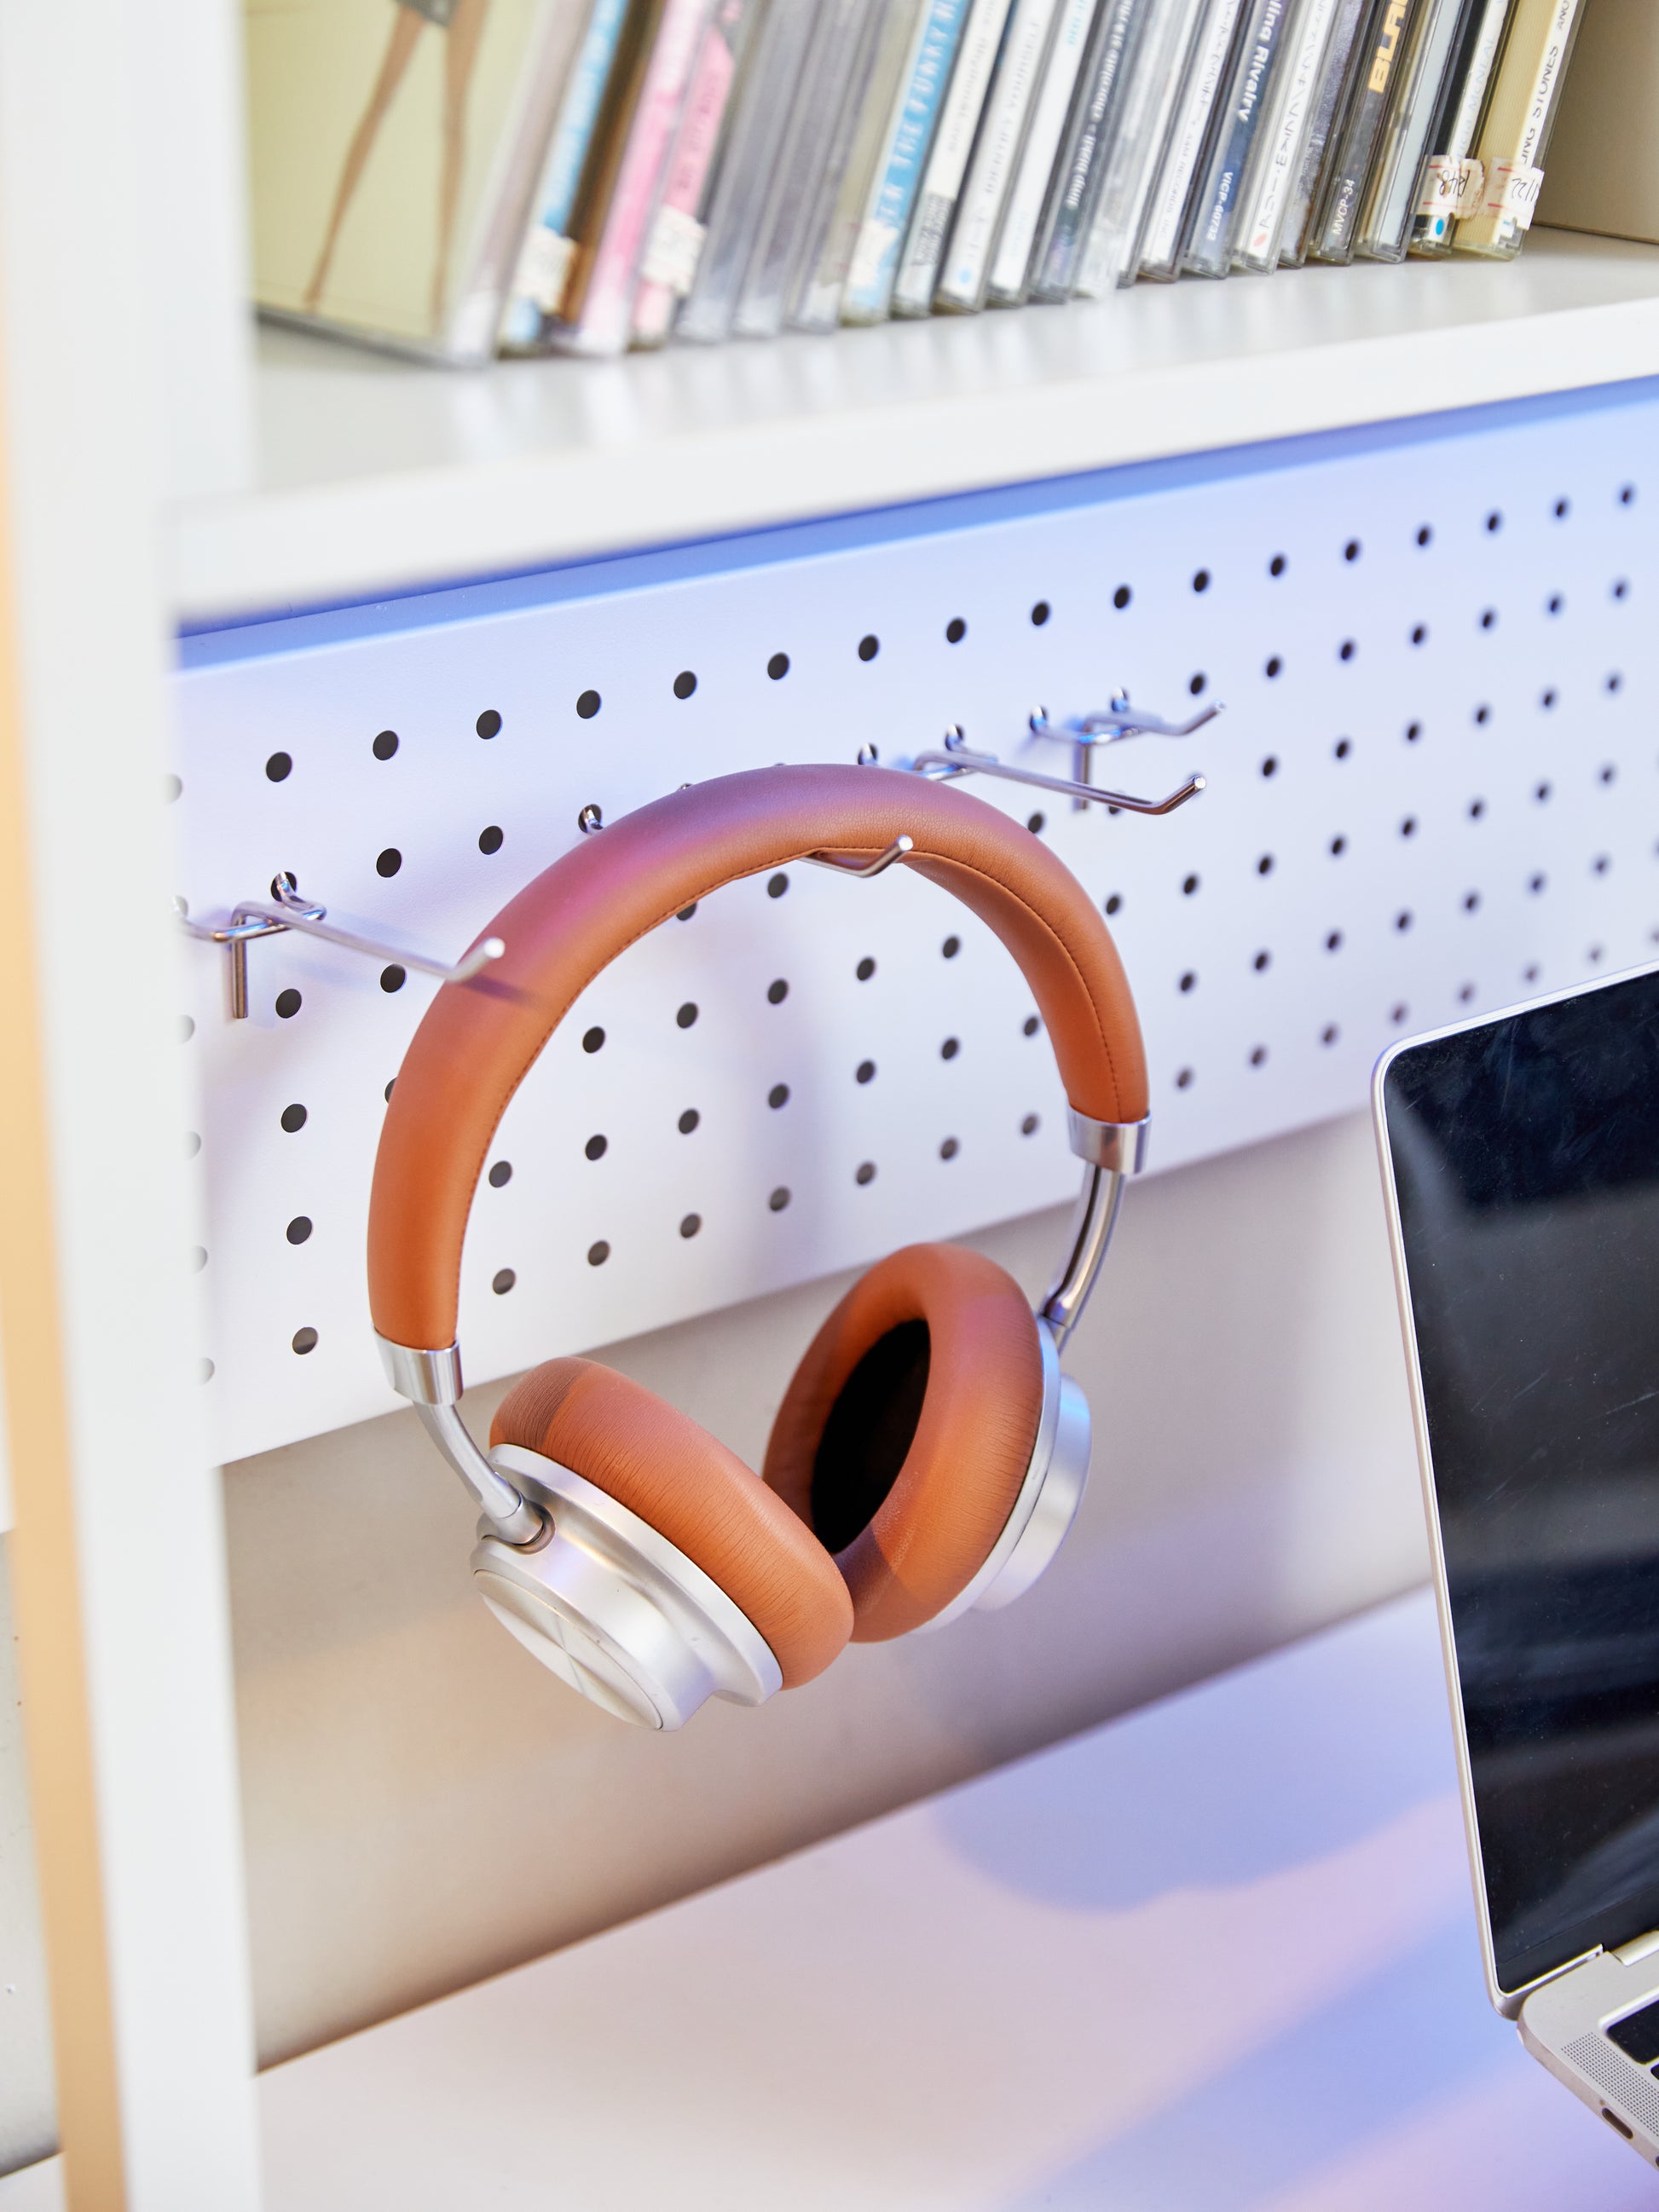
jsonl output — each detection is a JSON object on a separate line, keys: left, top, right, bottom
{"left": 471, "top": 1444, "right": 783, "bottom": 1730}
{"left": 915, "top": 1317, "right": 1090, "bottom": 1632}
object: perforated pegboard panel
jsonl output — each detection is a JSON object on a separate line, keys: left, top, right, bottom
{"left": 175, "top": 386, "right": 1656, "bottom": 1464}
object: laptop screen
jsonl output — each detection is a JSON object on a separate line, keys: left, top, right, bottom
{"left": 1382, "top": 967, "right": 1659, "bottom": 1996}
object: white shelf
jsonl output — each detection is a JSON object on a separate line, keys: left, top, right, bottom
{"left": 2, "top": 1590, "right": 1645, "bottom": 2209}
{"left": 167, "top": 229, "right": 1659, "bottom": 627}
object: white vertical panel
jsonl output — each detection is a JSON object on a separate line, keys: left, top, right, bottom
{"left": 0, "top": 1, "right": 260, "bottom": 2206}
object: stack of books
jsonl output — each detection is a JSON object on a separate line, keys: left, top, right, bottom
{"left": 247, "top": 0, "right": 1584, "bottom": 365}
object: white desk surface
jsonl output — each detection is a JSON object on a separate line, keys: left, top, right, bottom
{"left": 3, "top": 1588, "right": 1648, "bottom": 2208}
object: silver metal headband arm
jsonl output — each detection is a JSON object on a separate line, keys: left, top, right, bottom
{"left": 375, "top": 1336, "right": 546, "bottom": 1546}
{"left": 1039, "top": 1116, "right": 1149, "bottom": 1343}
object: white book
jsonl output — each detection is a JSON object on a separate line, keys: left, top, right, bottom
{"left": 986, "top": 0, "right": 1101, "bottom": 303}
{"left": 935, "top": 0, "right": 1066, "bottom": 308}
{"left": 892, "top": 0, "right": 1019, "bottom": 311}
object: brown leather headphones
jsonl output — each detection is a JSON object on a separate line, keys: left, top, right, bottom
{"left": 368, "top": 763, "right": 1148, "bottom": 1728}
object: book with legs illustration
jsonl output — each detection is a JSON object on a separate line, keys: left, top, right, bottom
{"left": 246, "top": 0, "right": 589, "bottom": 361}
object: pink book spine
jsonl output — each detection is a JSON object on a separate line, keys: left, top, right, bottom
{"left": 564, "top": 0, "right": 714, "bottom": 355}
{"left": 631, "top": 6, "right": 739, "bottom": 345}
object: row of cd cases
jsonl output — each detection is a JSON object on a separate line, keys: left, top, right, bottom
{"left": 490, "top": 0, "right": 1575, "bottom": 361}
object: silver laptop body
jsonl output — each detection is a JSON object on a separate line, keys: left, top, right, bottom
{"left": 1375, "top": 962, "right": 1659, "bottom": 2168}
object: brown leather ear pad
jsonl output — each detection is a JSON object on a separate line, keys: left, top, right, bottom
{"left": 370, "top": 765, "right": 1144, "bottom": 1353}
{"left": 490, "top": 1359, "right": 853, "bottom": 1688}
{"left": 763, "top": 1245, "right": 1043, "bottom": 1643}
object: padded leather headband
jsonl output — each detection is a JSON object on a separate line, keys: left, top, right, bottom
{"left": 368, "top": 764, "right": 1146, "bottom": 1350}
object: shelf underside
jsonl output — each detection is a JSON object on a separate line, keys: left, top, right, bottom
{"left": 170, "top": 229, "right": 1659, "bottom": 626}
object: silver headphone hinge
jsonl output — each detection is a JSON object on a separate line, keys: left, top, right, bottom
{"left": 1040, "top": 1164, "right": 1126, "bottom": 1346}
{"left": 377, "top": 1334, "right": 546, "bottom": 1546}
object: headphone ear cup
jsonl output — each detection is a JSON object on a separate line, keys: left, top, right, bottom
{"left": 490, "top": 1359, "right": 853, "bottom": 1686}
{"left": 763, "top": 1245, "right": 1046, "bottom": 1642}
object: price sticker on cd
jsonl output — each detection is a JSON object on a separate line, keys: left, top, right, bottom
{"left": 1416, "top": 157, "right": 1484, "bottom": 242}
{"left": 1483, "top": 162, "right": 1544, "bottom": 230}
{"left": 512, "top": 228, "right": 578, "bottom": 316}
{"left": 639, "top": 205, "right": 707, "bottom": 297}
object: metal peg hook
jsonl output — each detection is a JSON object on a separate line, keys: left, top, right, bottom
{"left": 178, "top": 873, "right": 506, "bottom": 1020}
{"left": 906, "top": 729, "right": 1204, "bottom": 818}
{"left": 1028, "top": 692, "right": 1223, "bottom": 809}
{"left": 804, "top": 835, "right": 914, "bottom": 880}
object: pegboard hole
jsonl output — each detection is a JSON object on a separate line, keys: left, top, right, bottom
{"left": 767, "top": 872, "right": 789, "bottom": 898}
{"left": 677, "top": 1002, "right": 698, "bottom": 1029}
{"left": 1600, "top": 764, "right": 1616, "bottom": 785}
{"left": 1396, "top": 910, "right": 1413, "bottom": 932}
{"left": 1485, "top": 510, "right": 1503, "bottom": 533}
{"left": 769, "top": 1187, "right": 791, "bottom": 1211}
{"left": 939, "top": 1139, "right": 960, "bottom": 1161}
{"left": 1607, "top": 672, "right": 1625, "bottom": 693}
{"left": 1179, "top": 971, "right": 1197, "bottom": 993}
{"left": 945, "top": 618, "right": 967, "bottom": 644}
{"left": 292, "top": 1328, "right": 318, "bottom": 1355}
{"left": 380, "top": 965, "right": 405, "bottom": 993}
{"left": 1189, "top": 673, "right": 1207, "bottom": 696}
{"left": 677, "top": 904, "right": 697, "bottom": 922}
{"left": 1104, "top": 893, "right": 1122, "bottom": 915}
{"left": 1474, "top": 705, "right": 1491, "bottom": 726}
{"left": 1182, "top": 873, "right": 1200, "bottom": 896}
{"left": 1529, "top": 874, "right": 1546, "bottom": 894}
{"left": 942, "top": 934, "right": 961, "bottom": 958}
{"left": 376, "top": 847, "right": 402, "bottom": 877}
{"left": 679, "top": 1215, "right": 701, "bottom": 1239}
{"left": 1463, "top": 892, "right": 1481, "bottom": 911}
{"left": 1344, "top": 539, "right": 1361, "bottom": 563}
{"left": 384, "top": 1079, "right": 395, "bottom": 1101}
{"left": 856, "top": 1162, "right": 876, "bottom": 1186}
{"left": 766, "top": 979, "right": 789, "bottom": 1005}
{"left": 286, "top": 1216, "right": 312, "bottom": 1245}
{"left": 1614, "top": 580, "right": 1629, "bottom": 601}
{"left": 280, "top": 1104, "right": 307, "bottom": 1134}
{"left": 1321, "top": 1025, "right": 1339, "bottom": 1045}
{"left": 1410, "top": 625, "right": 1427, "bottom": 646}
{"left": 1588, "top": 945, "right": 1605, "bottom": 964}
{"left": 493, "top": 1268, "right": 516, "bottom": 1293}
{"left": 587, "top": 1241, "right": 610, "bottom": 1267}
{"left": 678, "top": 1109, "right": 700, "bottom": 1134}
{"left": 488, "top": 1159, "right": 512, "bottom": 1185}
{"left": 1252, "top": 951, "right": 1270, "bottom": 973}
{"left": 1260, "top": 755, "right": 1278, "bottom": 777}
{"left": 265, "top": 751, "right": 292, "bottom": 783}
{"left": 1540, "top": 687, "right": 1558, "bottom": 710}
{"left": 1554, "top": 497, "right": 1570, "bottom": 519}
{"left": 582, "top": 1025, "right": 605, "bottom": 1053}
{"left": 1468, "top": 798, "right": 1485, "bottom": 818}
{"left": 858, "top": 634, "right": 880, "bottom": 661}
{"left": 1329, "top": 835, "right": 1347, "bottom": 858}
{"left": 1621, "top": 485, "right": 1637, "bottom": 505}
{"left": 1524, "top": 964, "right": 1541, "bottom": 985}
{"left": 1256, "top": 853, "right": 1275, "bottom": 876}
{"left": 476, "top": 710, "right": 502, "bottom": 739}
{"left": 584, "top": 1135, "right": 607, "bottom": 1161}
{"left": 1249, "top": 1046, "right": 1268, "bottom": 1067}
{"left": 857, "top": 956, "right": 876, "bottom": 980}
{"left": 1113, "top": 585, "right": 1131, "bottom": 609}
{"left": 1269, "top": 554, "right": 1286, "bottom": 577}
{"left": 1405, "top": 721, "right": 1422, "bottom": 743}
{"left": 1546, "top": 594, "right": 1564, "bottom": 615}
{"left": 1338, "top": 640, "right": 1356, "bottom": 662}
{"left": 275, "top": 989, "right": 302, "bottom": 1019}
{"left": 1326, "top": 930, "right": 1343, "bottom": 952}
{"left": 1390, "top": 1003, "right": 1409, "bottom": 1025}
{"left": 1593, "top": 854, "right": 1612, "bottom": 875}
{"left": 940, "top": 1037, "right": 960, "bottom": 1060}
{"left": 1334, "top": 738, "right": 1351, "bottom": 760}
{"left": 1192, "top": 569, "right": 1211, "bottom": 593}
{"left": 1021, "top": 1114, "right": 1040, "bottom": 1136}
{"left": 1265, "top": 656, "right": 1283, "bottom": 679}
{"left": 1176, "top": 1067, "right": 1194, "bottom": 1089}
{"left": 478, "top": 825, "right": 504, "bottom": 854}
{"left": 576, "top": 690, "right": 601, "bottom": 719}
{"left": 1022, "top": 1014, "right": 1040, "bottom": 1037}
{"left": 1416, "top": 525, "right": 1432, "bottom": 547}
{"left": 856, "top": 1060, "right": 876, "bottom": 1084}
{"left": 767, "top": 652, "right": 790, "bottom": 680}
{"left": 1479, "top": 609, "right": 1497, "bottom": 632}
{"left": 1400, "top": 817, "right": 1417, "bottom": 839}
{"left": 769, "top": 1083, "right": 789, "bottom": 1108}
{"left": 1026, "top": 812, "right": 1045, "bottom": 835}
{"left": 1031, "top": 602, "right": 1050, "bottom": 626}
{"left": 373, "top": 731, "right": 398, "bottom": 760}
{"left": 1535, "top": 781, "right": 1552, "bottom": 802}
{"left": 1458, "top": 984, "right": 1477, "bottom": 1004}
{"left": 673, "top": 671, "right": 697, "bottom": 700}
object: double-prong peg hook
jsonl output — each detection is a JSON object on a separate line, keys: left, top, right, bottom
{"left": 1027, "top": 690, "right": 1222, "bottom": 810}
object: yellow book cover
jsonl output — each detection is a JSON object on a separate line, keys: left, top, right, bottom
{"left": 247, "top": 0, "right": 587, "bottom": 360}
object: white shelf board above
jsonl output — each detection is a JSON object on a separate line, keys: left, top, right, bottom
{"left": 169, "top": 229, "right": 1659, "bottom": 627}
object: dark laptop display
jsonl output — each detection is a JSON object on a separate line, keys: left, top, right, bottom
{"left": 1382, "top": 970, "right": 1659, "bottom": 1995}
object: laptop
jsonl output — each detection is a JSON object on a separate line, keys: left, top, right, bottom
{"left": 1375, "top": 962, "right": 1659, "bottom": 2166}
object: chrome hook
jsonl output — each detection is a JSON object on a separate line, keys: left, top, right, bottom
{"left": 1028, "top": 692, "right": 1223, "bottom": 808}
{"left": 178, "top": 872, "right": 506, "bottom": 1019}
{"left": 905, "top": 728, "right": 1204, "bottom": 817}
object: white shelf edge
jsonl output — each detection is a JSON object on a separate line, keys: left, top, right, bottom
{"left": 167, "top": 232, "right": 1659, "bottom": 626}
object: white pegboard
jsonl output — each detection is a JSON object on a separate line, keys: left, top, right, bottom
{"left": 174, "top": 388, "right": 1656, "bottom": 1466}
